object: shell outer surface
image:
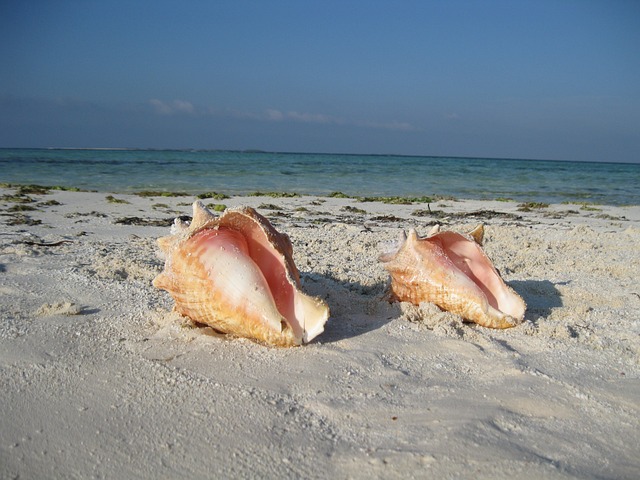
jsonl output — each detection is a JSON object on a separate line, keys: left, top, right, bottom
{"left": 380, "top": 225, "right": 526, "bottom": 329}
{"left": 153, "top": 201, "right": 329, "bottom": 346}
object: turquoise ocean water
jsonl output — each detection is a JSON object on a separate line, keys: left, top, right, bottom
{"left": 1, "top": 148, "right": 638, "bottom": 205}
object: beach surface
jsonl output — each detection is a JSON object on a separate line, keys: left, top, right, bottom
{"left": 1, "top": 186, "right": 639, "bottom": 479}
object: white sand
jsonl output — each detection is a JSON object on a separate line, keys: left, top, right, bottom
{"left": 1, "top": 187, "right": 639, "bottom": 478}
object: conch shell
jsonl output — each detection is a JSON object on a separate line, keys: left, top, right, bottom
{"left": 380, "top": 224, "right": 526, "bottom": 328}
{"left": 153, "top": 201, "right": 329, "bottom": 346}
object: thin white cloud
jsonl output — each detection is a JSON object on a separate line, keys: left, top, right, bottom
{"left": 148, "top": 99, "right": 418, "bottom": 131}
{"left": 149, "top": 99, "right": 195, "bottom": 115}
{"left": 264, "top": 109, "right": 337, "bottom": 124}
{"left": 286, "top": 111, "right": 336, "bottom": 124}
{"left": 357, "top": 119, "right": 418, "bottom": 132}
{"left": 262, "top": 108, "right": 417, "bottom": 131}
{"left": 224, "top": 108, "right": 262, "bottom": 120}
{"left": 172, "top": 100, "right": 195, "bottom": 114}
{"left": 265, "top": 109, "right": 285, "bottom": 121}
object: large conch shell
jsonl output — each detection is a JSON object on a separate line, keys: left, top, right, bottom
{"left": 380, "top": 224, "right": 526, "bottom": 329}
{"left": 153, "top": 201, "right": 329, "bottom": 346}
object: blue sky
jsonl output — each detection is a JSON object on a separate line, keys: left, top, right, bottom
{"left": 1, "top": 0, "right": 639, "bottom": 162}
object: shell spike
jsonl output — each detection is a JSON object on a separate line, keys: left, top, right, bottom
{"left": 379, "top": 230, "right": 408, "bottom": 263}
{"left": 468, "top": 224, "right": 484, "bottom": 245}
{"left": 190, "top": 200, "right": 217, "bottom": 232}
{"left": 427, "top": 224, "right": 440, "bottom": 237}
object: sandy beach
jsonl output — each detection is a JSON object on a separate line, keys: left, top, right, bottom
{"left": 1, "top": 185, "right": 639, "bottom": 479}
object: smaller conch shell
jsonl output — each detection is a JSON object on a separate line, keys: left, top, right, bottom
{"left": 153, "top": 201, "right": 329, "bottom": 346}
{"left": 380, "top": 224, "right": 526, "bottom": 329}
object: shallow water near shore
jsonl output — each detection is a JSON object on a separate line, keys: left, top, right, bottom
{"left": 2, "top": 148, "right": 639, "bottom": 205}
